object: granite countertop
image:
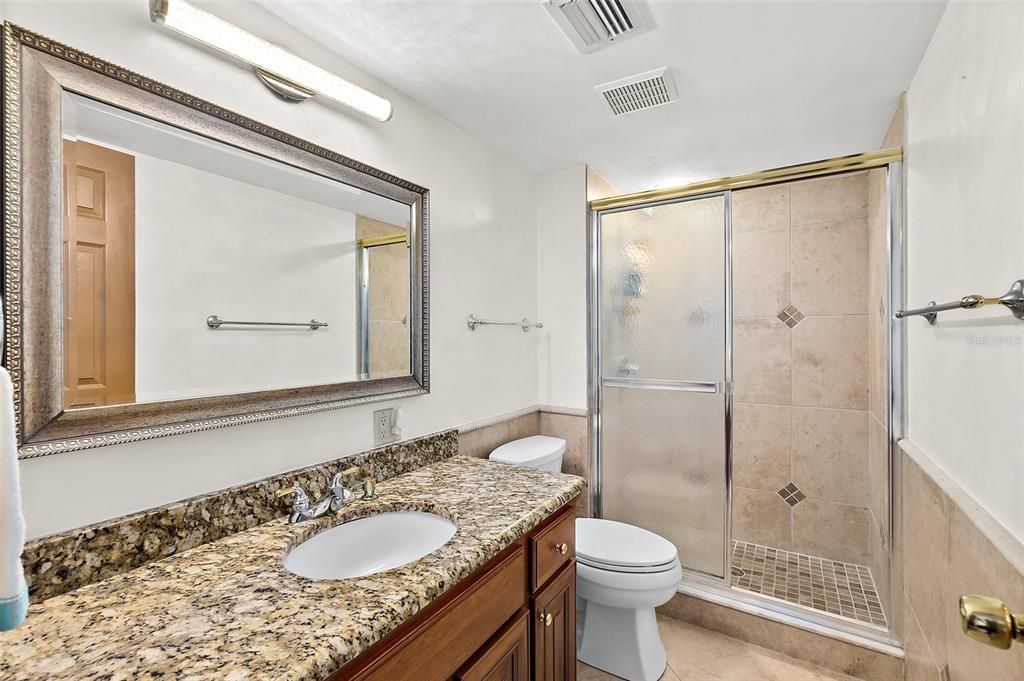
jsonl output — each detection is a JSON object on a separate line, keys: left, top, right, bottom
{"left": 0, "top": 456, "right": 585, "bottom": 681}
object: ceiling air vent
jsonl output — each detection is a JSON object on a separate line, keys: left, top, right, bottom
{"left": 596, "top": 67, "right": 678, "bottom": 116}
{"left": 544, "top": 0, "right": 650, "bottom": 54}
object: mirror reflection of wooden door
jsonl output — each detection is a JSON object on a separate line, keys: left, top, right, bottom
{"left": 62, "top": 139, "right": 135, "bottom": 408}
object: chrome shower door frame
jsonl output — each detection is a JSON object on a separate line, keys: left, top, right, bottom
{"left": 588, "top": 189, "right": 732, "bottom": 578}
{"left": 587, "top": 150, "right": 906, "bottom": 652}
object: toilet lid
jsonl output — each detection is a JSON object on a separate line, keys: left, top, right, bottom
{"left": 575, "top": 518, "right": 678, "bottom": 569}
{"left": 489, "top": 436, "right": 566, "bottom": 468}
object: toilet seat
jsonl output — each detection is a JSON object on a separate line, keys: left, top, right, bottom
{"left": 578, "top": 555, "right": 679, "bottom": 574}
{"left": 576, "top": 518, "right": 678, "bottom": 572}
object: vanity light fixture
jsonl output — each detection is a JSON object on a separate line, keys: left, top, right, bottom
{"left": 149, "top": 0, "right": 393, "bottom": 121}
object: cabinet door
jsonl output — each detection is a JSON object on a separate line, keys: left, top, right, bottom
{"left": 456, "top": 609, "right": 529, "bottom": 681}
{"left": 532, "top": 564, "right": 576, "bottom": 681}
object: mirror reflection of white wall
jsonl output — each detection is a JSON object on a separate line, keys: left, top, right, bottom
{"left": 135, "top": 153, "right": 358, "bottom": 402}
{"left": 61, "top": 92, "right": 412, "bottom": 407}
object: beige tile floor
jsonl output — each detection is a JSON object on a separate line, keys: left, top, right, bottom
{"left": 577, "top": 615, "right": 859, "bottom": 681}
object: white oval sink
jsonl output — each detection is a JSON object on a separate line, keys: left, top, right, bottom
{"left": 284, "top": 511, "right": 456, "bottom": 580}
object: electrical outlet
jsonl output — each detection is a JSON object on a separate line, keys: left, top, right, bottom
{"left": 373, "top": 408, "right": 396, "bottom": 446}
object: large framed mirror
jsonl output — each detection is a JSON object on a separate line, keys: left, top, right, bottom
{"left": 2, "top": 25, "right": 429, "bottom": 458}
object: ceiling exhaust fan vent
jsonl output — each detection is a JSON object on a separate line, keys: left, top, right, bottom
{"left": 544, "top": 0, "right": 650, "bottom": 54}
{"left": 596, "top": 67, "right": 678, "bottom": 116}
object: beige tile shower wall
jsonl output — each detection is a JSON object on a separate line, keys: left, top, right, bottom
{"left": 732, "top": 174, "right": 872, "bottom": 565}
{"left": 356, "top": 216, "right": 411, "bottom": 378}
{"left": 900, "top": 440, "right": 1024, "bottom": 681}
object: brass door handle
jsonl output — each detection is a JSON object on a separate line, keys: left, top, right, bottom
{"left": 555, "top": 543, "right": 568, "bottom": 555}
{"left": 960, "top": 595, "right": 1024, "bottom": 649}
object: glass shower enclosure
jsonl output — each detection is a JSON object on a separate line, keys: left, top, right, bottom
{"left": 588, "top": 151, "right": 904, "bottom": 647}
{"left": 597, "top": 194, "right": 730, "bottom": 578}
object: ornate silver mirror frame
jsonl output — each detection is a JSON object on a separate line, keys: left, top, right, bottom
{"left": 2, "top": 24, "right": 430, "bottom": 458}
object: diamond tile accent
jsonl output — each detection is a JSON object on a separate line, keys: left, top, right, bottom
{"left": 776, "top": 304, "right": 805, "bottom": 328}
{"left": 731, "top": 540, "right": 887, "bottom": 628}
{"left": 777, "top": 482, "right": 805, "bottom": 506}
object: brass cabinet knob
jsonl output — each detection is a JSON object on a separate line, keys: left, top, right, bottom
{"left": 555, "top": 543, "right": 568, "bottom": 555}
{"left": 960, "top": 595, "right": 1024, "bottom": 649}
{"left": 544, "top": 612, "right": 553, "bottom": 627}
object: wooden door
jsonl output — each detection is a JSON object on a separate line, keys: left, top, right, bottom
{"left": 62, "top": 139, "right": 136, "bottom": 408}
{"left": 532, "top": 565, "right": 576, "bottom": 681}
{"left": 456, "top": 609, "right": 529, "bottom": 681}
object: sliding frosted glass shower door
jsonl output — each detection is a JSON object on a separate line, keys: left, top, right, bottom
{"left": 597, "top": 195, "right": 728, "bottom": 578}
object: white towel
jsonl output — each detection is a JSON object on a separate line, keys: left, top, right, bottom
{"left": 0, "top": 367, "right": 26, "bottom": 631}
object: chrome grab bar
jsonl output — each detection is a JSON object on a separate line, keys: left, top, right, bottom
{"left": 895, "top": 279, "right": 1024, "bottom": 326}
{"left": 601, "top": 377, "right": 721, "bottom": 393}
{"left": 466, "top": 313, "right": 543, "bottom": 333}
{"left": 206, "top": 315, "right": 328, "bottom": 330}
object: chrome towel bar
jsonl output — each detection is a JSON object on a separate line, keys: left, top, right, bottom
{"left": 206, "top": 315, "right": 328, "bottom": 330}
{"left": 466, "top": 313, "right": 543, "bottom": 333}
{"left": 895, "top": 279, "right": 1024, "bottom": 325}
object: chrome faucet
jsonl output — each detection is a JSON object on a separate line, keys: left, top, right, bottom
{"left": 275, "top": 485, "right": 330, "bottom": 523}
{"left": 331, "top": 467, "right": 379, "bottom": 505}
{"left": 277, "top": 466, "right": 363, "bottom": 523}
{"left": 328, "top": 467, "right": 361, "bottom": 511}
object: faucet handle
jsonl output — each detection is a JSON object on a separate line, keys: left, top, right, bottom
{"left": 276, "top": 485, "right": 310, "bottom": 510}
{"left": 361, "top": 477, "right": 379, "bottom": 500}
{"left": 330, "top": 466, "right": 361, "bottom": 491}
{"left": 329, "top": 467, "right": 361, "bottom": 510}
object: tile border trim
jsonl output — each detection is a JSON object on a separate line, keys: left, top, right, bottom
{"left": 457, "top": 404, "right": 588, "bottom": 434}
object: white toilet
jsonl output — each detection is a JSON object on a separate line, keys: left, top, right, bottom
{"left": 489, "top": 436, "right": 682, "bottom": 681}
{"left": 488, "top": 435, "right": 566, "bottom": 472}
{"left": 575, "top": 518, "right": 681, "bottom": 681}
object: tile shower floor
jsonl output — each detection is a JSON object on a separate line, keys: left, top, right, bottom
{"left": 730, "top": 540, "right": 887, "bottom": 628}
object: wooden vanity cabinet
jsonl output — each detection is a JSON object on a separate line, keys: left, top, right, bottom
{"left": 332, "top": 501, "right": 577, "bottom": 681}
{"left": 455, "top": 609, "right": 530, "bottom": 681}
{"left": 532, "top": 565, "right": 576, "bottom": 681}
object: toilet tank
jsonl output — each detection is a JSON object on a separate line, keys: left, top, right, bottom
{"left": 489, "top": 435, "right": 566, "bottom": 473}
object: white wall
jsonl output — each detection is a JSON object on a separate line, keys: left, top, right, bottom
{"left": 905, "top": 0, "right": 1024, "bottom": 540}
{"left": 135, "top": 153, "right": 359, "bottom": 401}
{"left": 535, "top": 166, "right": 588, "bottom": 410}
{"left": 533, "top": 166, "right": 625, "bottom": 412}
{"left": 8, "top": 0, "right": 539, "bottom": 538}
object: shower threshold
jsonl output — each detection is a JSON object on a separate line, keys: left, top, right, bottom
{"left": 729, "top": 540, "right": 887, "bottom": 628}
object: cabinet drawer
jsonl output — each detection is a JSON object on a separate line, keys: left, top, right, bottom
{"left": 455, "top": 608, "right": 530, "bottom": 681}
{"left": 530, "top": 507, "right": 575, "bottom": 591}
{"left": 342, "top": 544, "right": 527, "bottom": 681}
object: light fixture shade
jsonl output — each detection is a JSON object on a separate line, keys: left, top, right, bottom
{"left": 150, "top": 0, "right": 393, "bottom": 122}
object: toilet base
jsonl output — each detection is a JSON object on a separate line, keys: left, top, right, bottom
{"left": 576, "top": 597, "right": 666, "bottom": 681}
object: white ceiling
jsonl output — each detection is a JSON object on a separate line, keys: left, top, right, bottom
{"left": 258, "top": 0, "right": 946, "bottom": 193}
